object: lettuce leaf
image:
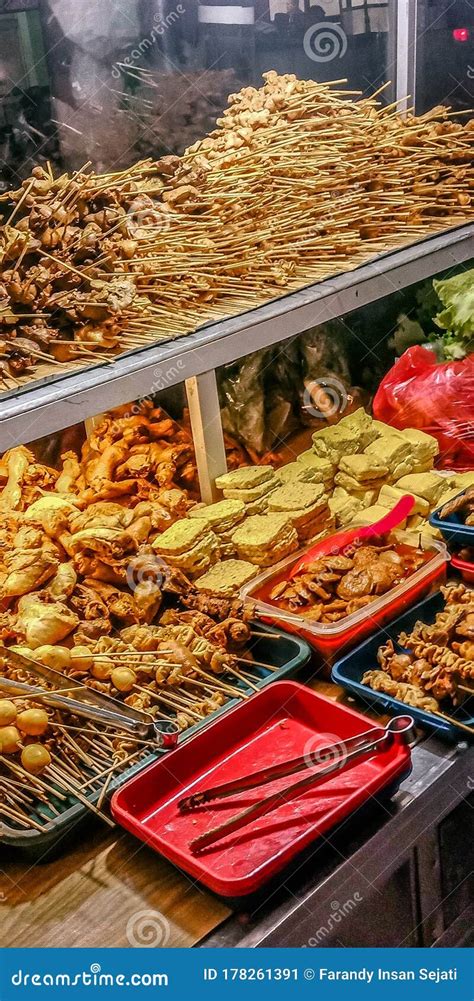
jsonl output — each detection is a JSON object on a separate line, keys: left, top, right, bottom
{"left": 434, "top": 266, "right": 474, "bottom": 352}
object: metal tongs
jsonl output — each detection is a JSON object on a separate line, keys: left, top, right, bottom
{"left": 0, "top": 645, "right": 179, "bottom": 748}
{"left": 183, "top": 715, "right": 415, "bottom": 852}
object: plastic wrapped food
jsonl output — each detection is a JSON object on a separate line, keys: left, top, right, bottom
{"left": 373, "top": 345, "right": 474, "bottom": 469}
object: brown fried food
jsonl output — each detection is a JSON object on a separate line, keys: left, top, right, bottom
{"left": 440, "top": 487, "right": 474, "bottom": 520}
{"left": 336, "top": 568, "right": 374, "bottom": 600}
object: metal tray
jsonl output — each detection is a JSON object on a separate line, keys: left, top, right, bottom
{"left": 0, "top": 625, "right": 311, "bottom": 860}
{"left": 332, "top": 591, "right": 474, "bottom": 742}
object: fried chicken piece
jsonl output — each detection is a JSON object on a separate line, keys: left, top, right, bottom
{"left": 56, "top": 451, "right": 83, "bottom": 495}
{"left": 0, "top": 549, "right": 59, "bottom": 599}
{"left": 74, "top": 617, "right": 112, "bottom": 642}
{"left": 69, "top": 583, "right": 109, "bottom": 620}
{"left": 71, "top": 552, "right": 127, "bottom": 586}
{"left": 132, "top": 579, "right": 162, "bottom": 624}
{"left": 16, "top": 594, "right": 79, "bottom": 648}
{"left": 43, "top": 562, "right": 77, "bottom": 602}
{"left": 23, "top": 495, "right": 79, "bottom": 539}
{"left": 61, "top": 527, "right": 136, "bottom": 560}
{"left": 0, "top": 447, "right": 34, "bottom": 511}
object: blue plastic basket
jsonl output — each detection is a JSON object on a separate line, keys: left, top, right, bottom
{"left": 429, "top": 488, "right": 474, "bottom": 549}
{"left": 332, "top": 591, "right": 474, "bottom": 742}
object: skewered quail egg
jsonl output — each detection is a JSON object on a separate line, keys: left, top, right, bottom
{"left": 0, "top": 700, "right": 17, "bottom": 726}
{"left": 111, "top": 668, "right": 136, "bottom": 692}
{"left": 70, "top": 646, "right": 94, "bottom": 671}
{"left": 91, "top": 659, "right": 114, "bottom": 680}
{"left": 0, "top": 725, "right": 21, "bottom": 753}
{"left": 21, "top": 743, "right": 51, "bottom": 775}
{"left": 16, "top": 708, "right": 49, "bottom": 736}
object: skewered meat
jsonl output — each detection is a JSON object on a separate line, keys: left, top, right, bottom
{"left": 362, "top": 670, "right": 439, "bottom": 712}
{"left": 0, "top": 75, "right": 472, "bottom": 392}
{"left": 366, "top": 585, "right": 474, "bottom": 714}
{"left": 439, "top": 487, "right": 474, "bottom": 521}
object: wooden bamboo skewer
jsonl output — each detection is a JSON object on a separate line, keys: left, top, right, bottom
{"left": 0, "top": 802, "right": 46, "bottom": 831}
{"left": 0, "top": 755, "right": 67, "bottom": 801}
{"left": 80, "top": 748, "right": 146, "bottom": 792}
{"left": 236, "top": 656, "right": 279, "bottom": 673}
{"left": 223, "top": 664, "right": 260, "bottom": 693}
{"left": 1, "top": 685, "right": 88, "bottom": 702}
{"left": 97, "top": 771, "right": 114, "bottom": 810}
{"left": 135, "top": 686, "right": 203, "bottom": 720}
{"left": 434, "top": 711, "right": 474, "bottom": 736}
{"left": 46, "top": 763, "right": 115, "bottom": 828}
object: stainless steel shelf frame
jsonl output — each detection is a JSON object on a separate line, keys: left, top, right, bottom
{"left": 0, "top": 225, "right": 473, "bottom": 492}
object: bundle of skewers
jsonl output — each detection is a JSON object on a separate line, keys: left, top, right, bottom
{"left": 0, "top": 588, "right": 288, "bottom": 837}
{"left": 0, "top": 72, "right": 473, "bottom": 391}
{"left": 64, "top": 594, "right": 277, "bottom": 734}
{"left": 363, "top": 582, "right": 474, "bottom": 735}
{"left": 0, "top": 667, "right": 155, "bottom": 834}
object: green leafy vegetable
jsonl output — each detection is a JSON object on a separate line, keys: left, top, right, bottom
{"left": 433, "top": 267, "right": 474, "bottom": 358}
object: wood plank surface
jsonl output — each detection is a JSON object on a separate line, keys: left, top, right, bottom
{"left": 0, "top": 824, "right": 230, "bottom": 948}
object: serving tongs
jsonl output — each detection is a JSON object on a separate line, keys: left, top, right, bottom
{"left": 184, "top": 715, "right": 415, "bottom": 852}
{"left": 0, "top": 645, "right": 178, "bottom": 748}
{"left": 290, "top": 495, "right": 415, "bottom": 577}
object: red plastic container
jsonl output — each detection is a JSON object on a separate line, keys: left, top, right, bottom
{"left": 241, "top": 537, "right": 448, "bottom": 665}
{"left": 451, "top": 554, "right": 474, "bottom": 583}
{"left": 111, "top": 681, "right": 411, "bottom": 897}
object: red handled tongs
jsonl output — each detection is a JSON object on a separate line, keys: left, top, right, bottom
{"left": 289, "top": 495, "right": 415, "bottom": 578}
{"left": 182, "top": 715, "right": 415, "bottom": 853}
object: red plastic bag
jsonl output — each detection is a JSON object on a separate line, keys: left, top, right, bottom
{"left": 373, "top": 346, "right": 474, "bottom": 469}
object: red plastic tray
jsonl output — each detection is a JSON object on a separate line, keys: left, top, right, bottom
{"left": 111, "top": 682, "right": 411, "bottom": 897}
{"left": 451, "top": 554, "right": 474, "bottom": 583}
{"left": 241, "top": 540, "right": 447, "bottom": 664}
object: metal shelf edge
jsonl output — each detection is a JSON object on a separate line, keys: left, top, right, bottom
{"left": 1, "top": 224, "right": 472, "bottom": 446}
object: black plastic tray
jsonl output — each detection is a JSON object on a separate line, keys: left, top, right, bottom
{"left": 0, "top": 625, "right": 311, "bottom": 860}
{"left": 332, "top": 591, "right": 474, "bottom": 742}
